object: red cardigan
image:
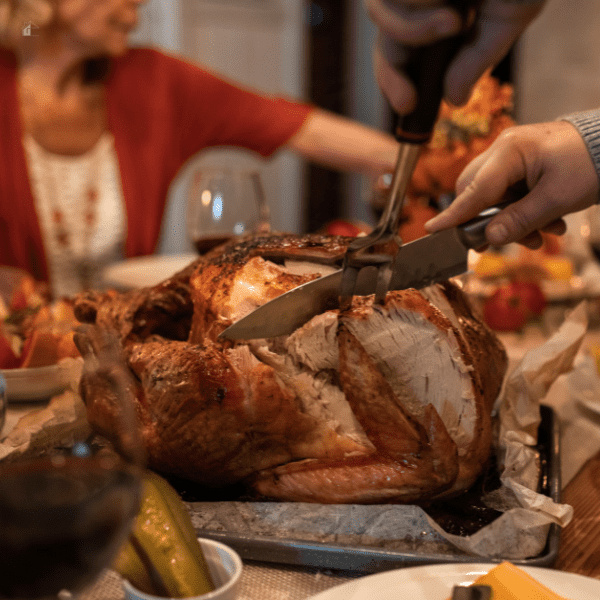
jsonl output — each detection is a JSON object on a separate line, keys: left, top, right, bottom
{"left": 0, "top": 47, "right": 313, "bottom": 281}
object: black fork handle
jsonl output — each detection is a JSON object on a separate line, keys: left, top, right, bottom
{"left": 381, "top": 0, "right": 483, "bottom": 144}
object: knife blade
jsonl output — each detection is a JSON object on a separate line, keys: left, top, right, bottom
{"left": 219, "top": 266, "right": 416, "bottom": 340}
{"left": 388, "top": 225, "right": 476, "bottom": 291}
{"left": 218, "top": 271, "right": 343, "bottom": 340}
{"left": 221, "top": 2, "right": 486, "bottom": 341}
{"left": 219, "top": 201, "right": 510, "bottom": 340}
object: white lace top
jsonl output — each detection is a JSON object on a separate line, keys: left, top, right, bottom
{"left": 24, "top": 134, "right": 127, "bottom": 299}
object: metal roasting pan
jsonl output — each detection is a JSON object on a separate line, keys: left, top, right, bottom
{"left": 185, "top": 405, "right": 561, "bottom": 574}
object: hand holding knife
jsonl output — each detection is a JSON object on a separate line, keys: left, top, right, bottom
{"left": 219, "top": 196, "right": 519, "bottom": 340}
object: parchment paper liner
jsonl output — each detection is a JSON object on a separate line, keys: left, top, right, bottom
{"left": 425, "top": 302, "right": 587, "bottom": 558}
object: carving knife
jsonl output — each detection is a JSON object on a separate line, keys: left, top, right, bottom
{"left": 219, "top": 201, "right": 511, "bottom": 340}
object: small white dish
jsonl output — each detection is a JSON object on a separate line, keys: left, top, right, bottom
{"left": 1, "top": 363, "right": 70, "bottom": 402}
{"left": 122, "top": 538, "right": 242, "bottom": 600}
{"left": 102, "top": 254, "right": 198, "bottom": 290}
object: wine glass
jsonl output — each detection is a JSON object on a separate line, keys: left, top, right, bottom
{"left": 0, "top": 327, "right": 143, "bottom": 600}
{"left": 186, "top": 167, "right": 270, "bottom": 254}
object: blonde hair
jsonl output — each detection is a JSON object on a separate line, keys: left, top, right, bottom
{"left": 0, "top": 0, "right": 53, "bottom": 45}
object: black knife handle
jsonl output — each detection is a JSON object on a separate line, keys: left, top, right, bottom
{"left": 383, "top": 0, "right": 483, "bottom": 144}
{"left": 457, "top": 181, "right": 528, "bottom": 249}
{"left": 457, "top": 203, "right": 511, "bottom": 250}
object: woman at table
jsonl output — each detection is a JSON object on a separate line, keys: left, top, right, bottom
{"left": 0, "top": 0, "right": 399, "bottom": 298}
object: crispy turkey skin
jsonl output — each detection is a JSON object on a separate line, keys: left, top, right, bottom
{"left": 74, "top": 233, "right": 507, "bottom": 504}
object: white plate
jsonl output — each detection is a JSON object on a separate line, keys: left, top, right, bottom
{"left": 308, "top": 563, "right": 600, "bottom": 600}
{"left": 102, "top": 254, "right": 198, "bottom": 290}
{"left": 1, "top": 364, "right": 69, "bottom": 402}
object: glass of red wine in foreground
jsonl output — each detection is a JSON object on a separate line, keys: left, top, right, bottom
{"left": 0, "top": 327, "right": 144, "bottom": 600}
{"left": 187, "top": 167, "right": 270, "bottom": 254}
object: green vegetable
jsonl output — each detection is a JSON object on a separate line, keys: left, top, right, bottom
{"left": 114, "top": 471, "right": 215, "bottom": 597}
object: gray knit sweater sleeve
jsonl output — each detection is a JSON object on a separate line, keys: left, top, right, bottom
{"left": 561, "top": 109, "right": 600, "bottom": 184}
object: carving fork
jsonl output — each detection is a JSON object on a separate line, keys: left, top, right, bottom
{"left": 338, "top": 0, "right": 482, "bottom": 310}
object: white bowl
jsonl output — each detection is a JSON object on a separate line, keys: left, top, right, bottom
{"left": 1, "top": 364, "right": 70, "bottom": 402}
{"left": 122, "top": 538, "right": 243, "bottom": 600}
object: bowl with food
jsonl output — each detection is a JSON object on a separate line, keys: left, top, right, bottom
{"left": 0, "top": 268, "right": 80, "bottom": 401}
{"left": 122, "top": 539, "right": 242, "bottom": 600}
{"left": 116, "top": 472, "right": 243, "bottom": 600}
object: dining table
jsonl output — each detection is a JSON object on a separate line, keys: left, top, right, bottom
{"left": 5, "top": 305, "right": 600, "bottom": 600}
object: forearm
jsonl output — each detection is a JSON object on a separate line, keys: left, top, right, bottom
{"left": 285, "top": 108, "right": 399, "bottom": 175}
{"left": 560, "top": 109, "right": 600, "bottom": 185}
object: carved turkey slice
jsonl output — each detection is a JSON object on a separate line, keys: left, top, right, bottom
{"left": 74, "top": 233, "right": 507, "bottom": 503}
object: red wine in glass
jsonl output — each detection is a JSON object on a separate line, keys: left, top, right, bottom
{"left": 187, "top": 168, "right": 269, "bottom": 254}
{"left": 0, "top": 329, "right": 143, "bottom": 600}
{"left": 0, "top": 456, "right": 139, "bottom": 600}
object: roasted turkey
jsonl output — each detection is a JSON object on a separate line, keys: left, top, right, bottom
{"left": 74, "top": 233, "right": 507, "bottom": 504}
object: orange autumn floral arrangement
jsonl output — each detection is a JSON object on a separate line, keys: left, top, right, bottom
{"left": 398, "top": 72, "right": 515, "bottom": 242}
{"left": 409, "top": 70, "right": 515, "bottom": 199}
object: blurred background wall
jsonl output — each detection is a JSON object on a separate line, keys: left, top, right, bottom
{"left": 131, "top": 0, "right": 600, "bottom": 255}
{"left": 515, "top": 0, "right": 600, "bottom": 123}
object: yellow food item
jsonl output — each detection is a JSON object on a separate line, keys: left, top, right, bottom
{"left": 114, "top": 471, "right": 215, "bottom": 597}
{"left": 542, "top": 257, "right": 574, "bottom": 281}
{"left": 447, "top": 562, "right": 569, "bottom": 600}
{"left": 473, "top": 252, "right": 508, "bottom": 278}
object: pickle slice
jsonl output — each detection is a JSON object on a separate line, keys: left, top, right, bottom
{"left": 113, "top": 536, "right": 163, "bottom": 596}
{"left": 114, "top": 471, "right": 215, "bottom": 597}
